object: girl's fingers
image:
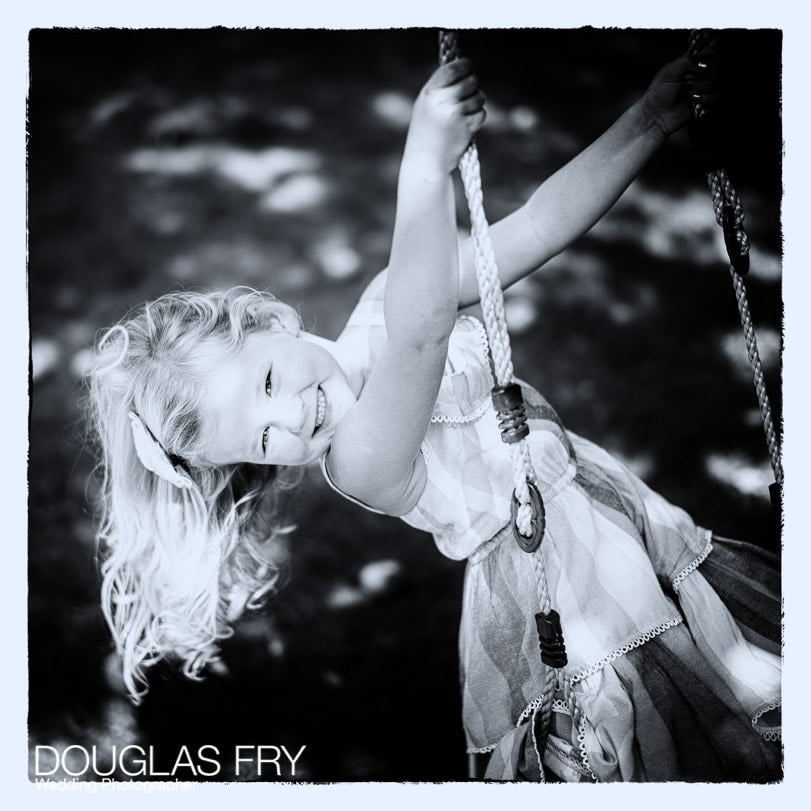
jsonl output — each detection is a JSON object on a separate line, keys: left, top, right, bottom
{"left": 465, "top": 107, "right": 487, "bottom": 132}
{"left": 689, "top": 91, "right": 719, "bottom": 109}
{"left": 432, "top": 58, "right": 474, "bottom": 87}
{"left": 459, "top": 92, "right": 485, "bottom": 115}
{"left": 685, "top": 75, "right": 714, "bottom": 91}
{"left": 685, "top": 70, "right": 721, "bottom": 111}
{"left": 451, "top": 74, "right": 480, "bottom": 100}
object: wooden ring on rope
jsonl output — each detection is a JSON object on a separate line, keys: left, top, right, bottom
{"left": 511, "top": 481, "right": 545, "bottom": 553}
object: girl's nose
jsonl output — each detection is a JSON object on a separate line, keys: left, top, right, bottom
{"left": 268, "top": 394, "right": 306, "bottom": 434}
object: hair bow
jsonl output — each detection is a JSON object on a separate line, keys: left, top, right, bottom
{"left": 128, "top": 411, "right": 195, "bottom": 490}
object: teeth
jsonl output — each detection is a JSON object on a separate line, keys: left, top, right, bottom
{"left": 315, "top": 388, "right": 326, "bottom": 431}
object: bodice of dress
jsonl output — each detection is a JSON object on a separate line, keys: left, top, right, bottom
{"left": 398, "top": 315, "right": 578, "bottom": 561}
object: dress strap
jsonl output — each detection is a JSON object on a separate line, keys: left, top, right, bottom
{"left": 319, "top": 453, "right": 386, "bottom": 515}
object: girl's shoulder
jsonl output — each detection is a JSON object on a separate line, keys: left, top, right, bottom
{"left": 341, "top": 269, "right": 387, "bottom": 331}
{"left": 335, "top": 270, "right": 388, "bottom": 378}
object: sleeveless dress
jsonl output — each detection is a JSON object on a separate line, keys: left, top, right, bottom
{"left": 325, "top": 294, "right": 782, "bottom": 782}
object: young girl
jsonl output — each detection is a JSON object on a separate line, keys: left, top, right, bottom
{"left": 88, "top": 52, "right": 781, "bottom": 782}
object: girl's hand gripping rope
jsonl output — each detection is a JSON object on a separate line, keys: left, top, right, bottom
{"left": 640, "top": 53, "right": 720, "bottom": 140}
{"left": 404, "top": 59, "right": 486, "bottom": 176}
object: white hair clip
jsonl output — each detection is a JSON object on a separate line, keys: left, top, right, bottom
{"left": 128, "top": 411, "right": 195, "bottom": 490}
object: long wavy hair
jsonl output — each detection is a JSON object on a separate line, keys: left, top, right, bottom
{"left": 86, "top": 287, "right": 302, "bottom": 702}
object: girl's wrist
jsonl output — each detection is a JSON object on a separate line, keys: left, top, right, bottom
{"left": 631, "top": 96, "right": 672, "bottom": 144}
{"left": 401, "top": 137, "right": 455, "bottom": 182}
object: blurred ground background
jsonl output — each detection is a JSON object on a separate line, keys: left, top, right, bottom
{"left": 27, "top": 28, "right": 781, "bottom": 781}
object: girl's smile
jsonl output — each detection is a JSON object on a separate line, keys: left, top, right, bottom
{"left": 198, "top": 330, "right": 358, "bottom": 467}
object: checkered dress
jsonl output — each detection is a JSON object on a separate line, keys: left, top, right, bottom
{"left": 328, "top": 293, "right": 781, "bottom": 782}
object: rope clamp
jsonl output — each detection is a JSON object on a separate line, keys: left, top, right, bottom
{"left": 492, "top": 383, "right": 530, "bottom": 444}
{"left": 722, "top": 204, "right": 750, "bottom": 276}
{"left": 511, "top": 480, "right": 545, "bottom": 553}
{"left": 536, "top": 609, "right": 567, "bottom": 668}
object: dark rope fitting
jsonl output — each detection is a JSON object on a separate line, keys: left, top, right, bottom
{"left": 510, "top": 480, "right": 545, "bottom": 553}
{"left": 492, "top": 383, "right": 530, "bottom": 444}
{"left": 722, "top": 205, "right": 750, "bottom": 276}
{"left": 536, "top": 610, "right": 567, "bottom": 668}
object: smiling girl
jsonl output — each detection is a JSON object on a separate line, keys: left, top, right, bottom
{"left": 87, "top": 52, "right": 780, "bottom": 781}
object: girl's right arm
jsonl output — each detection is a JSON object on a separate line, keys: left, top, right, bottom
{"left": 328, "top": 60, "right": 485, "bottom": 514}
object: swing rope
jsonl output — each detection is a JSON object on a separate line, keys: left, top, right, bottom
{"left": 687, "top": 30, "right": 783, "bottom": 488}
{"left": 439, "top": 30, "right": 571, "bottom": 782}
{"left": 438, "top": 31, "right": 537, "bottom": 540}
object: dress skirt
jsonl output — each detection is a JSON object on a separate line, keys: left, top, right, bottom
{"left": 462, "top": 528, "right": 781, "bottom": 782}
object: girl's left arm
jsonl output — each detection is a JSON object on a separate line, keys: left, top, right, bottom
{"left": 457, "top": 55, "right": 699, "bottom": 306}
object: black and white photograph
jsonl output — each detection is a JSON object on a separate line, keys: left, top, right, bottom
{"left": 23, "top": 19, "right": 793, "bottom": 793}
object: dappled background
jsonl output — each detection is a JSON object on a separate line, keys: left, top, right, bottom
{"left": 28, "top": 29, "right": 781, "bottom": 781}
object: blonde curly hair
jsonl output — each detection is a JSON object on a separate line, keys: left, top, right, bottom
{"left": 86, "top": 287, "right": 302, "bottom": 702}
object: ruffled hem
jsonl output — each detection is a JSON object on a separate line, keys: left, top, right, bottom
{"left": 568, "top": 615, "right": 684, "bottom": 685}
{"left": 467, "top": 744, "right": 497, "bottom": 754}
{"left": 476, "top": 621, "right": 781, "bottom": 782}
{"left": 672, "top": 534, "right": 713, "bottom": 593}
{"left": 752, "top": 700, "right": 781, "bottom": 742}
{"left": 469, "top": 536, "right": 782, "bottom": 782}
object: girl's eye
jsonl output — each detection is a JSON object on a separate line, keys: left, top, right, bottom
{"left": 261, "top": 369, "right": 273, "bottom": 454}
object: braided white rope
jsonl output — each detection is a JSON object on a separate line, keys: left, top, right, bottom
{"left": 440, "top": 31, "right": 565, "bottom": 780}
{"left": 439, "top": 34, "right": 536, "bottom": 537}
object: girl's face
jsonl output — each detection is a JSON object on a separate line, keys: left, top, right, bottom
{"left": 198, "top": 329, "right": 357, "bottom": 467}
